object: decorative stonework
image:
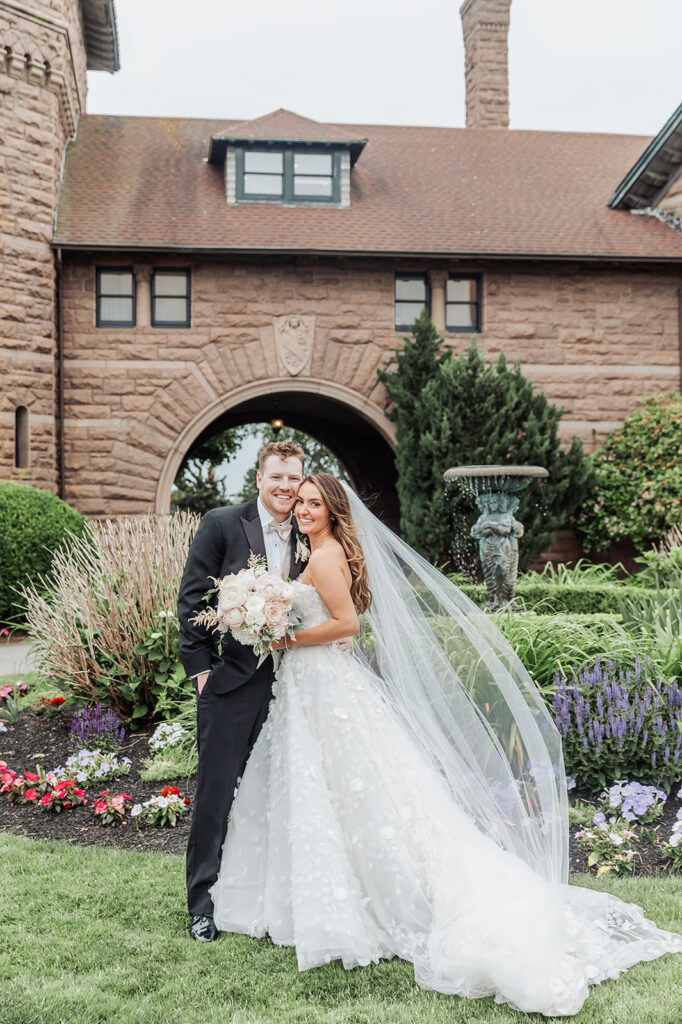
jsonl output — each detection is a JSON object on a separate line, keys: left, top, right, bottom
{"left": 274, "top": 315, "right": 315, "bottom": 376}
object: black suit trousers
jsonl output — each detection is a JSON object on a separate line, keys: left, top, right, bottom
{"left": 185, "top": 657, "right": 275, "bottom": 917}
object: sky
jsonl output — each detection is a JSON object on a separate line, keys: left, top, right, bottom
{"left": 86, "top": 0, "right": 680, "bottom": 492}
{"left": 87, "top": 0, "right": 681, "bottom": 137}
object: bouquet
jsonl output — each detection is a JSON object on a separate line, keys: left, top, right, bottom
{"left": 192, "top": 553, "right": 300, "bottom": 659}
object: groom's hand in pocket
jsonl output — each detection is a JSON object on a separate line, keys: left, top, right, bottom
{"left": 196, "top": 671, "right": 210, "bottom": 695}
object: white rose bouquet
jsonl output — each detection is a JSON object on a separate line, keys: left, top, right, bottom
{"left": 191, "top": 553, "right": 300, "bottom": 660}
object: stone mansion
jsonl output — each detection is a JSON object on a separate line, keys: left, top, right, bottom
{"left": 2, "top": 0, "right": 682, "bottom": 535}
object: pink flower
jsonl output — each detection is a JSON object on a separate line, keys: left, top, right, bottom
{"left": 256, "top": 577, "right": 280, "bottom": 599}
{"left": 40, "top": 793, "right": 51, "bottom": 805}
{"left": 264, "top": 600, "right": 288, "bottom": 628}
{"left": 24, "top": 772, "right": 40, "bottom": 783}
{"left": 220, "top": 606, "right": 246, "bottom": 629}
{"left": 24, "top": 789, "right": 38, "bottom": 801}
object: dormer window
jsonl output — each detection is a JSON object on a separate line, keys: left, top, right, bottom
{"left": 208, "top": 109, "right": 367, "bottom": 210}
{"left": 236, "top": 147, "right": 340, "bottom": 204}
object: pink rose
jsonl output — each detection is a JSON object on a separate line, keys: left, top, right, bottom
{"left": 220, "top": 606, "right": 246, "bottom": 629}
{"left": 256, "top": 577, "right": 280, "bottom": 599}
{"left": 264, "top": 601, "right": 288, "bottom": 629}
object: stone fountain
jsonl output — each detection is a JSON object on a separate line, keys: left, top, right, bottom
{"left": 443, "top": 465, "right": 549, "bottom": 612}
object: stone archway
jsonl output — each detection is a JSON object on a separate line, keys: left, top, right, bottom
{"left": 155, "top": 378, "right": 398, "bottom": 527}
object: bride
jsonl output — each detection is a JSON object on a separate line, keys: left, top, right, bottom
{"left": 208, "top": 473, "right": 682, "bottom": 1017}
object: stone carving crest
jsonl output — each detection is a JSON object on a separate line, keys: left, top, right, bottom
{"left": 274, "top": 315, "right": 315, "bottom": 376}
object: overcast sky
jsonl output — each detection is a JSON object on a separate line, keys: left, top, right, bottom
{"left": 87, "top": 0, "right": 680, "bottom": 138}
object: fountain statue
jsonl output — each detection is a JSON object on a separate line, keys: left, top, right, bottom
{"left": 443, "top": 465, "right": 549, "bottom": 612}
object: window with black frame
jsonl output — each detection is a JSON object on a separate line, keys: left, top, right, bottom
{"left": 446, "top": 275, "right": 481, "bottom": 332}
{"left": 394, "top": 275, "right": 430, "bottom": 330}
{"left": 237, "top": 147, "right": 340, "bottom": 203}
{"left": 152, "top": 270, "right": 191, "bottom": 328}
{"left": 96, "top": 269, "right": 136, "bottom": 327}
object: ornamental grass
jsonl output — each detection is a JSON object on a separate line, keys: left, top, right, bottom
{"left": 20, "top": 512, "right": 199, "bottom": 725}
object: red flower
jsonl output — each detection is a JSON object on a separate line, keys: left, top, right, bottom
{"left": 24, "top": 789, "right": 38, "bottom": 801}
{"left": 183, "top": 798, "right": 190, "bottom": 805}
{"left": 24, "top": 772, "right": 40, "bottom": 782}
{"left": 98, "top": 790, "right": 109, "bottom": 797}
{"left": 50, "top": 696, "right": 66, "bottom": 706}
{"left": 40, "top": 793, "right": 51, "bottom": 806}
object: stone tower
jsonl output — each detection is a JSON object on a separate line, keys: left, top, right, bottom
{"left": 460, "top": 0, "right": 512, "bottom": 129}
{"left": 0, "top": 1, "right": 118, "bottom": 492}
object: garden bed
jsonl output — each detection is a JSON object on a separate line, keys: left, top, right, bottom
{"left": 1, "top": 703, "right": 680, "bottom": 876}
{"left": 0, "top": 706, "right": 195, "bottom": 855}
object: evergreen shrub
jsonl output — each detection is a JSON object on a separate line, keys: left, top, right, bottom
{"left": 576, "top": 393, "right": 682, "bottom": 552}
{"left": 378, "top": 312, "right": 593, "bottom": 570}
{"left": 456, "top": 579, "right": 653, "bottom": 615}
{"left": 0, "top": 482, "right": 86, "bottom": 626}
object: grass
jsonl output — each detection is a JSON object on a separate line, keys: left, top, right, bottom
{"left": 1, "top": 834, "right": 681, "bottom": 1024}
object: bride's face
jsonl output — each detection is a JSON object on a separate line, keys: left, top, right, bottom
{"left": 295, "top": 482, "right": 331, "bottom": 537}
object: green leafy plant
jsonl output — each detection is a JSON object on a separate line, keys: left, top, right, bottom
{"left": 495, "top": 613, "right": 650, "bottom": 693}
{"left": 20, "top": 512, "right": 199, "bottom": 728}
{"left": 576, "top": 393, "right": 682, "bottom": 552}
{"left": 574, "top": 819, "right": 639, "bottom": 877}
{"left": 0, "top": 481, "right": 87, "bottom": 627}
{"left": 378, "top": 313, "right": 593, "bottom": 570}
{"left": 618, "top": 585, "right": 682, "bottom": 683}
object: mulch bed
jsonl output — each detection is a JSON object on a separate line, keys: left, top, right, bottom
{"left": 0, "top": 705, "right": 195, "bottom": 855}
{"left": 1, "top": 704, "right": 680, "bottom": 875}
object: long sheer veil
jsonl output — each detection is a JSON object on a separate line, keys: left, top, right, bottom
{"left": 343, "top": 484, "right": 569, "bottom": 884}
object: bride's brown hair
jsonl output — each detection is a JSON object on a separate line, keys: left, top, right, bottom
{"left": 302, "top": 473, "right": 372, "bottom": 614}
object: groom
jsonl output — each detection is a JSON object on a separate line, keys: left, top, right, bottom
{"left": 177, "top": 439, "right": 306, "bottom": 942}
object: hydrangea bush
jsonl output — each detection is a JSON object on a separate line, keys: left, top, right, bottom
{"left": 576, "top": 393, "right": 682, "bottom": 551}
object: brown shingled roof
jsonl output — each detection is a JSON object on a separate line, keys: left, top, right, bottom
{"left": 54, "top": 114, "right": 682, "bottom": 260}
{"left": 211, "top": 108, "right": 364, "bottom": 144}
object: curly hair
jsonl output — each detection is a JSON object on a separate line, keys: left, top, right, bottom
{"left": 302, "top": 473, "right": 371, "bottom": 614}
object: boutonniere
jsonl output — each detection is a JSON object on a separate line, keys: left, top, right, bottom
{"left": 295, "top": 534, "right": 311, "bottom": 563}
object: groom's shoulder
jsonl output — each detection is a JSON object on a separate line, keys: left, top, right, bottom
{"left": 202, "top": 499, "right": 257, "bottom": 527}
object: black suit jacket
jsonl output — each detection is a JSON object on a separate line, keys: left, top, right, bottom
{"left": 177, "top": 499, "right": 303, "bottom": 695}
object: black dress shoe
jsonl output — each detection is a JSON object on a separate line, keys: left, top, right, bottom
{"left": 189, "top": 914, "right": 219, "bottom": 942}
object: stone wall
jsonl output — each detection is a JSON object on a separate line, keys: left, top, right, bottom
{"left": 460, "top": 0, "right": 511, "bottom": 129}
{"left": 60, "top": 253, "right": 681, "bottom": 518}
{"left": 0, "top": 0, "right": 87, "bottom": 490}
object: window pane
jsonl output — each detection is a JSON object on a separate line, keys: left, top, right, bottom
{"left": 244, "top": 151, "right": 283, "bottom": 173}
{"left": 447, "top": 278, "right": 477, "bottom": 303}
{"left": 100, "top": 297, "right": 133, "bottom": 322}
{"left": 395, "top": 300, "right": 426, "bottom": 326}
{"left": 154, "top": 273, "right": 188, "bottom": 296}
{"left": 294, "top": 153, "right": 332, "bottom": 175}
{"left": 446, "top": 303, "right": 477, "bottom": 329}
{"left": 243, "top": 173, "right": 283, "bottom": 196}
{"left": 99, "top": 272, "right": 133, "bottom": 296}
{"left": 154, "top": 297, "right": 188, "bottom": 323}
{"left": 293, "top": 175, "right": 333, "bottom": 197}
{"left": 395, "top": 277, "right": 426, "bottom": 302}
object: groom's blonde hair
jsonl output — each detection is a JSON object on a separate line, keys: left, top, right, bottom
{"left": 258, "top": 440, "right": 305, "bottom": 473}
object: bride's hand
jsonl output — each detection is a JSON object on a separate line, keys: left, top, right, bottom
{"left": 269, "top": 636, "right": 295, "bottom": 651}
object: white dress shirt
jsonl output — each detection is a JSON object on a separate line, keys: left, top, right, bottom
{"left": 257, "top": 496, "right": 292, "bottom": 576}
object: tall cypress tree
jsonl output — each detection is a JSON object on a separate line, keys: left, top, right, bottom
{"left": 378, "top": 311, "right": 593, "bottom": 571}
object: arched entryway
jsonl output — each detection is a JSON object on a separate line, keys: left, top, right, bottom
{"left": 155, "top": 378, "right": 399, "bottom": 528}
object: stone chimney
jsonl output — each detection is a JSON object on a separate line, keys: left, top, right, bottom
{"left": 460, "top": 0, "right": 512, "bottom": 129}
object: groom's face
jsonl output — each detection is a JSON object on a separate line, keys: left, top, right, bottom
{"left": 257, "top": 455, "right": 304, "bottom": 521}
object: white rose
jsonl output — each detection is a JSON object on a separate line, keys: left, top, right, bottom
{"left": 219, "top": 581, "right": 248, "bottom": 609}
{"left": 220, "top": 606, "right": 246, "bottom": 629}
{"left": 256, "top": 577, "right": 280, "bottom": 599}
{"left": 264, "top": 601, "right": 288, "bottom": 628}
{"left": 276, "top": 580, "right": 295, "bottom": 602}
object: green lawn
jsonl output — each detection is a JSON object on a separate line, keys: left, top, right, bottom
{"left": 1, "top": 835, "right": 681, "bottom": 1024}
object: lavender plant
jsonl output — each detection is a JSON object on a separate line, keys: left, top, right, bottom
{"left": 552, "top": 657, "right": 682, "bottom": 794}
{"left": 68, "top": 703, "right": 126, "bottom": 753}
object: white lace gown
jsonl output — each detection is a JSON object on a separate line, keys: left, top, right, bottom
{"left": 209, "top": 581, "right": 682, "bottom": 1017}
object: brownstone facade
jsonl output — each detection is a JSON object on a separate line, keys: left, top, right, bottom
{"left": 59, "top": 253, "right": 681, "bottom": 520}
{"left": 0, "top": 0, "right": 88, "bottom": 490}
{"left": 1, "top": 0, "right": 681, "bottom": 558}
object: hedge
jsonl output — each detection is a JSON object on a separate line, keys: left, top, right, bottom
{"left": 0, "top": 482, "right": 86, "bottom": 626}
{"left": 457, "top": 580, "right": 655, "bottom": 615}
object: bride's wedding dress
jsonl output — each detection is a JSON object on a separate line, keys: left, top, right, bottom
{"left": 209, "top": 580, "right": 682, "bottom": 1017}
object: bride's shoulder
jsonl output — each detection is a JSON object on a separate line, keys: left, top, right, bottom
{"left": 307, "top": 540, "right": 349, "bottom": 576}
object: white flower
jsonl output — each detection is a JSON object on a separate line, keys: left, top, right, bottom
{"left": 131, "top": 804, "right": 142, "bottom": 817}
{"left": 609, "top": 833, "right": 623, "bottom": 846}
{"left": 670, "top": 833, "right": 681, "bottom": 847}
